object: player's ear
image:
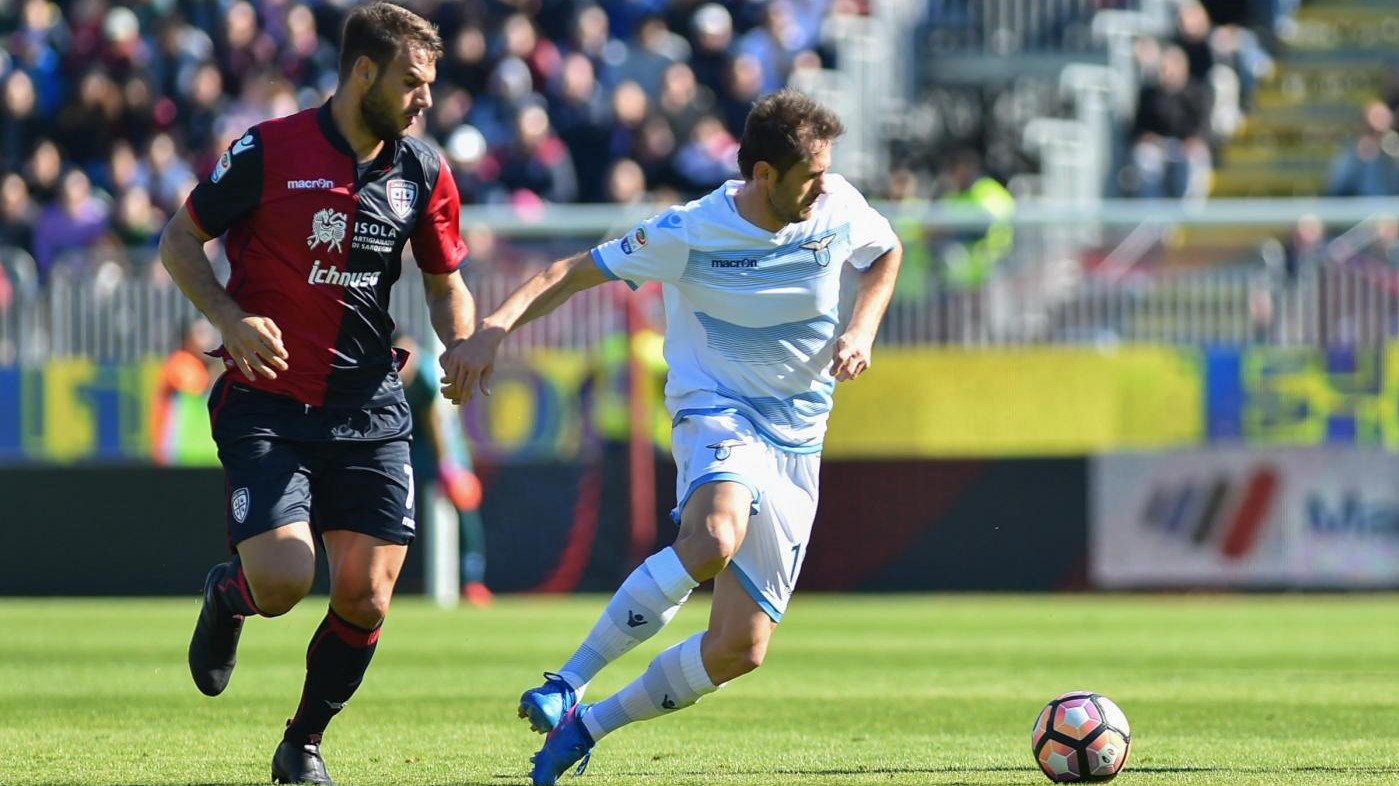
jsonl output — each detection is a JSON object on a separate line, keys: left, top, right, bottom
{"left": 354, "top": 55, "right": 379, "bottom": 89}
{"left": 753, "top": 160, "right": 775, "bottom": 187}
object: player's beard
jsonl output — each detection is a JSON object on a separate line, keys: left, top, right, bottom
{"left": 767, "top": 186, "right": 811, "bottom": 227}
{"left": 360, "top": 79, "right": 405, "bottom": 143}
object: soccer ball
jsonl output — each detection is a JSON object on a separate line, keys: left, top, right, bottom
{"left": 1031, "top": 691, "right": 1132, "bottom": 782}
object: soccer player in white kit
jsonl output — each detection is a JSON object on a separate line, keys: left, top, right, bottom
{"left": 454, "top": 89, "right": 902, "bottom": 786}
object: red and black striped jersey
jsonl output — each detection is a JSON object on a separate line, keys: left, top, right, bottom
{"left": 187, "top": 102, "right": 467, "bottom": 409}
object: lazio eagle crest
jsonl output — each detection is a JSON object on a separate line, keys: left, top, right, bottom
{"left": 800, "top": 234, "right": 836, "bottom": 267}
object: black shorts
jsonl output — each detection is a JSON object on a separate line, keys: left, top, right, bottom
{"left": 209, "top": 377, "right": 416, "bottom": 549}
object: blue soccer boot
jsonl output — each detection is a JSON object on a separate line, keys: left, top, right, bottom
{"left": 529, "top": 704, "right": 595, "bottom": 786}
{"left": 518, "top": 671, "right": 578, "bottom": 734}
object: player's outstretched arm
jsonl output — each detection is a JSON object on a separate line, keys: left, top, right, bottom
{"left": 831, "top": 241, "right": 903, "bottom": 382}
{"left": 452, "top": 250, "right": 610, "bottom": 404}
{"left": 158, "top": 206, "right": 288, "bottom": 381}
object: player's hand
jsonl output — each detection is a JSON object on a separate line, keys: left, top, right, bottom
{"left": 440, "top": 327, "right": 504, "bottom": 405}
{"left": 830, "top": 331, "right": 874, "bottom": 381}
{"left": 217, "top": 311, "right": 289, "bottom": 381}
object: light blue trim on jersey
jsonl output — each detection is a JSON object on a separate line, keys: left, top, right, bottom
{"left": 730, "top": 562, "right": 783, "bottom": 623}
{"left": 680, "top": 224, "right": 852, "bottom": 290}
{"left": 694, "top": 311, "right": 838, "bottom": 365}
{"left": 713, "top": 380, "right": 834, "bottom": 440}
{"left": 669, "top": 471, "right": 762, "bottom": 525}
{"left": 591, "top": 247, "right": 639, "bottom": 290}
{"left": 673, "top": 407, "right": 825, "bottom": 455}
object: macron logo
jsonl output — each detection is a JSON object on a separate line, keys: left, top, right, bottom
{"left": 287, "top": 178, "right": 335, "bottom": 190}
{"left": 711, "top": 258, "right": 759, "bottom": 269}
{"left": 309, "top": 260, "right": 381, "bottom": 288}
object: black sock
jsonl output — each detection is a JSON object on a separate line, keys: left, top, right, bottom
{"left": 283, "top": 608, "right": 381, "bottom": 745}
{"left": 213, "top": 556, "right": 264, "bottom": 617}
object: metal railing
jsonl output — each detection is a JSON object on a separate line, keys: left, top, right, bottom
{"left": 4, "top": 198, "right": 1399, "bottom": 365}
{"left": 922, "top": 0, "right": 1157, "bottom": 55}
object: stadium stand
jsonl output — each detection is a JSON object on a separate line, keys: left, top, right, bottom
{"left": 0, "top": 0, "right": 1396, "bottom": 360}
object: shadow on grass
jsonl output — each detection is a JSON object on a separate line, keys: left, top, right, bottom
{"left": 468, "top": 763, "right": 1399, "bottom": 781}
{"left": 1129, "top": 765, "right": 1399, "bottom": 775}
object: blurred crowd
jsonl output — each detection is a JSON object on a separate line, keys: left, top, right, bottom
{"left": 0, "top": 0, "right": 863, "bottom": 284}
{"left": 1123, "top": 0, "right": 1274, "bottom": 200}
{"left": 1326, "top": 99, "right": 1399, "bottom": 200}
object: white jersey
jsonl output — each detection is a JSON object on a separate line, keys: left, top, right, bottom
{"left": 591, "top": 175, "right": 898, "bottom": 450}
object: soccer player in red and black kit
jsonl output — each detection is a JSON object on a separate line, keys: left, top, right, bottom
{"left": 157, "top": 4, "right": 477, "bottom": 783}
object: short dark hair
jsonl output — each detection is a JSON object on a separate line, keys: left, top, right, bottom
{"left": 737, "top": 89, "right": 844, "bottom": 179}
{"left": 338, "top": 2, "right": 443, "bottom": 82}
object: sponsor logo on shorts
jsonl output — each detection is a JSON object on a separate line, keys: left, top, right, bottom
{"left": 626, "top": 610, "right": 647, "bottom": 628}
{"left": 231, "top": 488, "right": 250, "bottom": 523}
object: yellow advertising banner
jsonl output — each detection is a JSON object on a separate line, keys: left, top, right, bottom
{"left": 824, "top": 346, "right": 1204, "bottom": 457}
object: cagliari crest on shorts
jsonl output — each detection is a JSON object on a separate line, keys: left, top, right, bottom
{"left": 231, "top": 488, "right": 250, "bottom": 524}
{"left": 386, "top": 179, "right": 417, "bottom": 219}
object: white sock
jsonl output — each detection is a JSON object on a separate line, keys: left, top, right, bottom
{"left": 582, "top": 632, "right": 717, "bottom": 741}
{"left": 557, "top": 548, "right": 697, "bottom": 691}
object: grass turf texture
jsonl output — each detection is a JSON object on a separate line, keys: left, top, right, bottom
{"left": 2, "top": 595, "right": 1398, "bottom": 785}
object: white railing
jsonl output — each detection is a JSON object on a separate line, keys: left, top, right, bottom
{"left": 5, "top": 198, "right": 1399, "bottom": 364}
{"left": 923, "top": 0, "right": 1159, "bottom": 54}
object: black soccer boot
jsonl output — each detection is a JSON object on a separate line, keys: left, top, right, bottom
{"left": 272, "top": 734, "right": 336, "bottom": 785}
{"left": 187, "top": 561, "right": 244, "bottom": 697}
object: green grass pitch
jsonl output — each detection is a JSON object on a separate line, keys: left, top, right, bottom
{"left": 2, "top": 594, "right": 1398, "bottom": 785}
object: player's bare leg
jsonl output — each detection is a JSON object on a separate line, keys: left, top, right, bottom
{"left": 189, "top": 523, "right": 317, "bottom": 697}
{"left": 699, "top": 570, "right": 777, "bottom": 683}
{"left": 272, "top": 531, "right": 407, "bottom": 785}
{"left": 528, "top": 482, "right": 754, "bottom": 786}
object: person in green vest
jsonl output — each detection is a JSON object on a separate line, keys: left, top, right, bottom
{"left": 931, "top": 148, "right": 1015, "bottom": 341}
{"left": 934, "top": 147, "right": 1015, "bottom": 290}
{"left": 886, "top": 168, "right": 935, "bottom": 304}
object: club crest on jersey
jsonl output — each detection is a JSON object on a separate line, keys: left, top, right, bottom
{"left": 307, "top": 208, "right": 348, "bottom": 253}
{"left": 386, "top": 179, "right": 417, "bottom": 219}
{"left": 801, "top": 234, "right": 836, "bottom": 267}
{"left": 231, "top": 488, "right": 250, "bottom": 524}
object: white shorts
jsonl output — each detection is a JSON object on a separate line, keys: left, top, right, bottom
{"left": 670, "top": 410, "right": 821, "bottom": 622}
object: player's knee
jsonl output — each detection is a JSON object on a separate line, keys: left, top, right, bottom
{"left": 731, "top": 641, "right": 766, "bottom": 676}
{"left": 705, "top": 636, "right": 767, "bottom": 682}
{"left": 331, "top": 587, "right": 392, "bottom": 629}
{"left": 248, "top": 575, "right": 312, "bottom": 617}
{"left": 678, "top": 532, "right": 736, "bottom": 580}
{"left": 675, "top": 516, "right": 743, "bottom": 580}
